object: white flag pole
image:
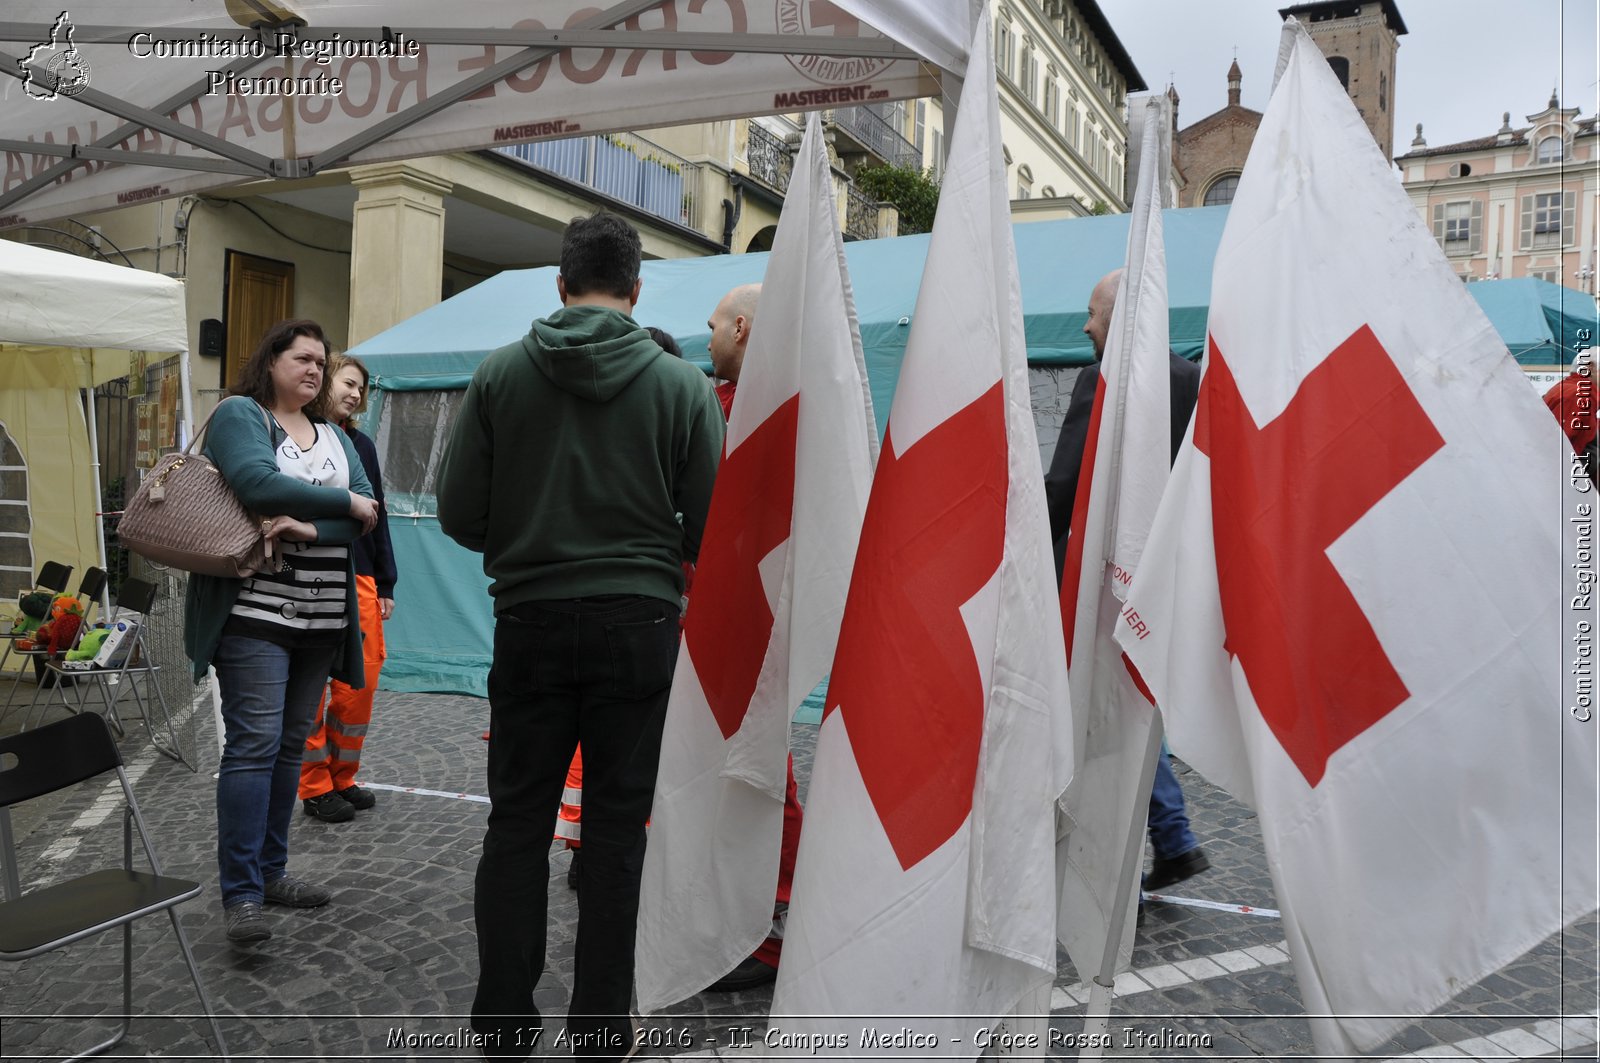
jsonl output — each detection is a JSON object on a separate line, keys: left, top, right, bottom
{"left": 1074, "top": 94, "right": 1173, "bottom": 1058}
{"left": 1077, "top": 715, "right": 1164, "bottom": 1057}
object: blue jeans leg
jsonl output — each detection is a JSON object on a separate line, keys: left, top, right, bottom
{"left": 214, "top": 635, "right": 338, "bottom": 907}
{"left": 1147, "top": 751, "right": 1198, "bottom": 861}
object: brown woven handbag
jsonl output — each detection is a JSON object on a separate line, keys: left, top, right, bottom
{"left": 118, "top": 398, "right": 276, "bottom": 579}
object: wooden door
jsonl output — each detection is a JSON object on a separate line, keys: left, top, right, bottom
{"left": 223, "top": 251, "right": 294, "bottom": 387}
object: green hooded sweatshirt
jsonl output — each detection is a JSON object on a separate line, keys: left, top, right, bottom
{"left": 437, "top": 304, "right": 724, "bottom": 612}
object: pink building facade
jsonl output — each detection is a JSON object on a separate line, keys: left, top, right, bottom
{"left": 1398, "top": 95, "right": 1597, "bottom": 298}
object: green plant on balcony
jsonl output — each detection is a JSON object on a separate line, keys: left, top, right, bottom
{"left": 853, "top": 163, "right": 940, "bottom": 235}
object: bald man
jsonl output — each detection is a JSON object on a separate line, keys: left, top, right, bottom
{"left": 1043, "top": 268, "right": 1211, "bottom": 896}
{"left": 706, "top": 282, "right": 760, "bottom": 418}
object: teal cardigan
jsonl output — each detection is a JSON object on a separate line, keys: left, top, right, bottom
{"left": 183, "top": 396, "right": 375, "bottom": 684}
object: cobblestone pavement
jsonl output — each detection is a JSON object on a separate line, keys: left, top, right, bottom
{"left": 1, "top": 682, "right": 1594, "bottom": 1062}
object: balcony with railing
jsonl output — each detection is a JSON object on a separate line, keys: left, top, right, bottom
{"left": 745, "top": 121, "right": 795, "bottom": 195}
{"left": 496, "top": 132, "right": 700, "bottom": 231}
{"left": 829, "top": 103, "right": 922, "bottom": 170}
{"left": 844, "top": 183, "right": 882, "bottom": 241}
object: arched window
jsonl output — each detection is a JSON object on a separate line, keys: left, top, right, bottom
{"left": 1203, "top": 175, "right": 1240, "bottom": 207}
{"left": 1537, "top": 135, "right": 1567, "bottom": 164}
{"left": 0, "top": 424, "right": 33, "bottom": 599}
{"left": 1017, "top": 165, "right": 1033, "bottom": 200}
{"left": 1326, "top": 56, "right": 1350, "bottom": 90}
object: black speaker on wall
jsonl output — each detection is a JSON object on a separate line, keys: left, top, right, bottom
{"left": 199, "top": 318, "right": 224, "bottom": 358}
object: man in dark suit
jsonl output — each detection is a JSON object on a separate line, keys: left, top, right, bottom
{"left": 1044, "top": 268, "right": 1210, "bottom": 893}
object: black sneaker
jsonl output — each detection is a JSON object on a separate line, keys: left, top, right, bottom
{"left": 225, "top": 901, "right": 271, "bottom": 943}
{"left": 705, "top": 954, "right": 778, "bottom": 992}
{"left": 1144, "top": 847, "right": 1211, "bottom": 891}
{"left": 263, "top": 874, "right": 332, "bottom": 908}
{"left": 303, "top": 791, "right": 355, "bottom": 823}
{"left": 337, "top": 784, "right": 377, "bottom": 811}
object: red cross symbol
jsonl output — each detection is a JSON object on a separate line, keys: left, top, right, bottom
{"left": 1194, "top": 326, "right": 1444, "bottom": 787}
{"left": 683, "top": 395, "right": 800, "bottom": 740}
{"left": 828, "top": 383, "right": 1007, "bottom": 870}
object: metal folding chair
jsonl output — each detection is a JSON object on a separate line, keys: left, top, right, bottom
{"left": 0, "top": 566, "right": 107, "bottom": 726}
{"left": 0, "top": 560, "right": 74, "bottom": 680}
{"left": 23, "top": 579, "right": 190, "bottom": 770}
{"left": 0, "top": 712, "right": 229, "bottom": 1060}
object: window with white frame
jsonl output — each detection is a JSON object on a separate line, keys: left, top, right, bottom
{"left": 996, "top": 19, "right": 1014, "bottom": 78}
{"left": 1432, "top": 199, "right": 1482, "bottom": 255}
{"left": 1536, "top": 135, "right": 1567, "bottom": 164}
{"left": 1523, "top": 190, "right": 1575, "bottom": 250}
{"left": 1530, "top": 268, "right": 1560, "bottom": 283}
{"left": 1044, "top": 77, "right": 1059, "bottom": 127}
{"left": 0, "top": 425, "right": 31, "bottom": 600}
{"left": 1067, "top": 106, "right": 1080, "bottom": 151}
{"left": 1019, "top": 45, "right": 1035, "bottom": 102}
{"left": 1017, "top": 165, "right": 1033, "bottom": 199}
{"left": 930, "top": 128, "right": 944, "bottom": 182}
{"left": 914, "top": 99, "right": 926, "bottom": 155}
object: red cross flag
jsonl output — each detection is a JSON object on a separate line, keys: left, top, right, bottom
{"left": 769, "top": 10, "right": 1072, "bottom": 1050}
{"left": 1117, "top": 21, "right": 1599, "bottom": 1055}
{"left": 635, "top": 112, "right": 878, "bottom": 1012}
{"left": 1055, "top": 95, "right": 1174, "bottom": 987}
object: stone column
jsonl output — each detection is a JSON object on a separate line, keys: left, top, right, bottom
{"left": 346, "top": 163, "right": 454, "bottom": 346}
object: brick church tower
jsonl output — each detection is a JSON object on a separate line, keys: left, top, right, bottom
{"left": 1278, "top": 1, "right": 1408, "bottom": 159}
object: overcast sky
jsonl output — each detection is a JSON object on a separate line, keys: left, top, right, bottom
{"left": 1104, "top": 0, "right": 1599, "bottom": 154}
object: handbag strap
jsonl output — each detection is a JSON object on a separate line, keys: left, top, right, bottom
{"left": 183, "top": 396, "right": 276, "bottom": 456}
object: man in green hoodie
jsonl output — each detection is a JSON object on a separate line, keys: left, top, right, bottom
{"left": 438, "top": 212, "right": 723, "bottom": 1061}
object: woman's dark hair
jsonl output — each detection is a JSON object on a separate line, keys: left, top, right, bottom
{"left": 646, "top": 326, "right": 683, "bottom": 358}
{"left": 229, "top": 319, "right": 330, "bottom": 410}
{"left": 559, "top": 212, "right": 642, "bottom": 299}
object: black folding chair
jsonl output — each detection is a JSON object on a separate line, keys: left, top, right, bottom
{"left": 0, "top": 713, "right": 229, "bottom": 1060}
{"left": 0, "top": 560, "right": 74, "bottom": 679}
{"left": 0, "top": 566, "right": 108, "bottom": 726}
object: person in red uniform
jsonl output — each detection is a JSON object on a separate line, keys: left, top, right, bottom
{"left": 699, "top": 283, "right": 806, "bottom": 991}
{"left": 1544, "top": 358, "right": 1596, "bottom": 482}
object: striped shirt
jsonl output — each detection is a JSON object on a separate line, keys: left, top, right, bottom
{"left": 227, "top": 416, "right": 351, "bottom": 646}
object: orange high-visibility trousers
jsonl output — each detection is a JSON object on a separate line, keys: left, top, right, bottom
{"left": 300, "top": 573, "right": 385, "bottom": 798}
{"left": 555, "top": 747, "right": 583, "bottom": 846}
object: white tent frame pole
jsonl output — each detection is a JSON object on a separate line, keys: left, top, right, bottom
{"left": 0, "top": 23, "right": 923, "bottom": 57}
{"left": 0, "top": 140, "right": 262, "bottom": 177}
{"left": 0, "top": 54, "right": 272, "bottom": 214}
{"left": 0, "top": 53, "right": 278, "bottom": 172}
{"left": 81, "top": 386, "right": 112, "bottom": 615}
{"left": 308, "top": 0, "right": 665, "bottom": 170}
{"left": 1077, "top": 715, "right": 1166, "bottom": 1059}
{"left": 176, "top": 349, "right": 195, "bottom": 452}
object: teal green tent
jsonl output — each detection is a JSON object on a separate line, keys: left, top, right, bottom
{"left": 352, "top": 206, "right": 1598, "bottom": 694}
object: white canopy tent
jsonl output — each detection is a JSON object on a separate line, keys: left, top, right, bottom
{"left": 0, "top": 1, "right": 974, "bottom": 225}
{"left": 0, "top": 239, "right": 191, "bottom": 604}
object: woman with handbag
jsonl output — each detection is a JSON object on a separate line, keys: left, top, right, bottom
{"left": 298, "top": 353, "right": 397, "bottom": 823}
{"left": 183, "top": 319, "right": 380, "bottom": 945}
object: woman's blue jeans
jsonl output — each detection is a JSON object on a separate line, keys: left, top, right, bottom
{"left": 213, "top": 634, "right": 338, "bottom": 907}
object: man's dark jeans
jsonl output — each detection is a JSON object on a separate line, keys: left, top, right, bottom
{"left": 472, "top": 595, "right": 680, "bottom": 1060}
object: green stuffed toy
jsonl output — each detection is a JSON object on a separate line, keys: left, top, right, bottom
{"left": 9, "top": 590, "right": 51, "bottom": 636}
{"left": 67, "top": 626, "right": 111, "bottom": 662}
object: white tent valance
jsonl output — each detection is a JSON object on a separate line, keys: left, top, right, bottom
{"left": 0, "top": 239, "right": 187, "bottom": 356}
{"left": 0, "top": 1, "right": 973, "bottom": 226}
